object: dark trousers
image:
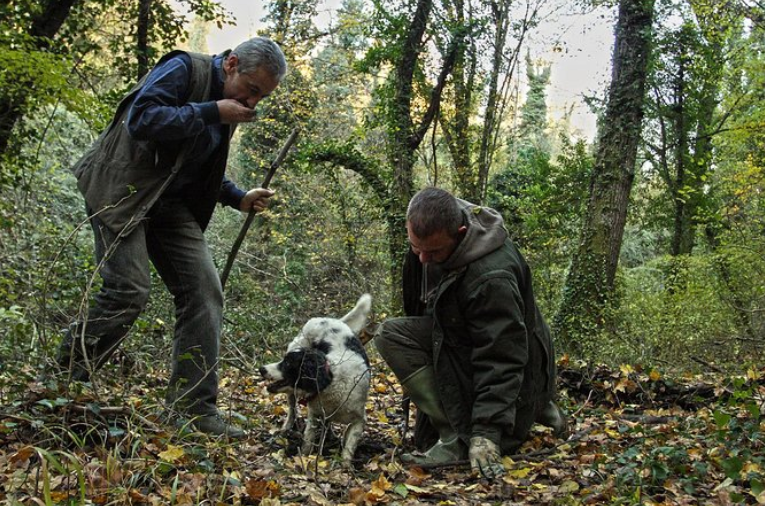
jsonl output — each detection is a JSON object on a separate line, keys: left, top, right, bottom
{"left": 373, "top": 316, "right": 434, "bottom": 383}
{"left": 58, "top": 200, "right": 223, "bottom": 415}
{"left": 375, "top": 315, "right": 548, "bottom": 454}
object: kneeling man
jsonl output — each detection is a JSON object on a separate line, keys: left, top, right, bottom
{"left": 375, "top": 187, "right": 567, "bottom": 479}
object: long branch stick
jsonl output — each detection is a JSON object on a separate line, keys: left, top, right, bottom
{"left": 220, "top": 128, "right": 299, "bottom": 289}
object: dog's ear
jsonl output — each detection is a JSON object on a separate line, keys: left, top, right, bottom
{"left": 297, "top": 350, "right": 333, "bottom": 393}
{"left": 341, "top": 293, "right": 372, "bottom": 334}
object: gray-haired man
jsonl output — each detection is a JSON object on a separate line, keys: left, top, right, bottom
{"left": 55, "top": 37, "right": 288, "bottom": 438}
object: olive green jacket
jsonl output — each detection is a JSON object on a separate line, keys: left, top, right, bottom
{"left": 406, "top": 201, "right": 557, "bottom": 453}
{"left": 72, "top": 51, "right": 232, "bottom": 236}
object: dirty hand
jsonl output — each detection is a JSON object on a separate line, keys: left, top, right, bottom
{"left": 240, "top": 188, "right": 275, "bottom": 213}
{"left": 469, "top": 437, "right": 504, "bottom": 479}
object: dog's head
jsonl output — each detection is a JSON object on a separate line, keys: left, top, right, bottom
{"left": 295, "top": 293, "right": 372, "bottom": 354}
{"left": 259, "top": 348, "right": 333, "bottom": 396}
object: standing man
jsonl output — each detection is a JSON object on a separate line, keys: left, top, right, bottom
{"left": 374, "top": 187, "right": 567, "bottom": 478}
{"left": 55, "top": 37, "right": 288, "bottom": 438}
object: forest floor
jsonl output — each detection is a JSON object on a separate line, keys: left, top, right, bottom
{"left": 1, "top": 356, "right": 763, "bottom": 505}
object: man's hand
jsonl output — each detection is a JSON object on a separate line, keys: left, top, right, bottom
{"left": 240, "top": 188, "right": 275, "bottom": 213}
{"left": 469, "top": 437, "right": 504, "bottom": 479}
{"left": 217, "top": 99, "right": 256, "bottom": 124}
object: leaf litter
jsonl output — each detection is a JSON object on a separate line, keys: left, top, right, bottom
{"left": 1, "top": 358, "right": 763, "bottom": 505}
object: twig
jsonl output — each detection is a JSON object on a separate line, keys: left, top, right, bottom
{"left": 691, "top": 356, "right": 725, "bottom": 374}
{"left": 220, "top": 128, "right": 299, "bottom": 289}
{"left": 618, "top": 414, "right": 676, "bottom": 424}
{"left": 66, "top": 404, "right": 160, "bottom": 431}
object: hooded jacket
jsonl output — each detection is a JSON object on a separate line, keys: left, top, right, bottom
{"left": 405, "top": 200, "right": 557, "bottom": 453}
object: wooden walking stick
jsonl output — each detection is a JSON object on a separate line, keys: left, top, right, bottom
{"left": 220, "top": 128, "right": 299, "bottom": 289}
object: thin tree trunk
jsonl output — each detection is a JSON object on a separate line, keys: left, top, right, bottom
{"left": 386, "top": 0, "right": 461, "bottom": 310}
{"left": 137, "top": 0, "right": 152, "bottom": 80}
{"left": 553, "top": 0, "right": 655, "bottom": 357}
{"left": 477, "top": 0, "right": 510, "bottom": 203}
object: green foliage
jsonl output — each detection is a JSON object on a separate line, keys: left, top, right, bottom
{"left": 709, "top": 376, "right": 765, "bottom": 502}
{"left": 0, "top": 107, "right": 94, "bottom": 363}
{"left": 516, "top": 52, "right": 552, "bottom": 154}
{"left": 204, "top": 153, "right": 390, "bottom": 356}
{"left": 608, "top": 251, "right": 763, "bottom": 366}
{"left": 488, "top": 137, "right": 592, "bottom": 312}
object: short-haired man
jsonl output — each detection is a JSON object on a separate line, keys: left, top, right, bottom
{"left": 55, "top": 37, "right": 288, "bottom": 438}
{"left": 375, "top": 187, "right": 567, "bottom": 478}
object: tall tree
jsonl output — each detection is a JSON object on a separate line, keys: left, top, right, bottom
{"left": 438, "top": 0, "right": 478, "bottom": 199}
{"left": 516, "top": 51, "right": 551, "bottom": 154}
{"left": 438, "top": 0, "right": 539, "bottom": 203}
{"left": 553, "top": 0, "right": 655, "bottom": 357}
{"left": 376, "top": 0, "right": 462, "bottom": 301}
{"left": 643, "top": 0, "right": 736, "bottom": 257}
{"left": 305, "top": 0, "right": 463, "bottom": 308}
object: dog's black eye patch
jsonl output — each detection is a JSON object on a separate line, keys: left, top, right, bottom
{"left": 345, "top": 336, "right": 369, "bottom": 366}
{"left": 314, "top": 339, "right": 332, "bottom": 355}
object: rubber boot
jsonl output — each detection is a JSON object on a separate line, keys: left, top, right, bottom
{"left": 536, "top": 400, "right": 569, "bottom": 438}
{"left": 399, "top": 366, "right": 467, "bottom": 464}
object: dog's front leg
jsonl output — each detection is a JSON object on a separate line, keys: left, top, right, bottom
{"left": 302, "top": 411, "right": 318, "bottom": 456}
{"left": 341, "top": 418, "right": 365, "bottom": 462}
{"left": 282, "top": 392, "right": 297, "bottom": 432}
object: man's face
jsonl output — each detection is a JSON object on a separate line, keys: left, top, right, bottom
{"left": 222, "top": 54, "right": 280, "bottom": 109}
{"left": 407, "top": 222, "right": 465, "bottom": 264}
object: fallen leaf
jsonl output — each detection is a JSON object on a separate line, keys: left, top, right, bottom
{"left": 158, "top": 445, "right": 185, "bottom": 463}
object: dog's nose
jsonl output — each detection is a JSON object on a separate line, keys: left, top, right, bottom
{"left": 258, "top": 366, "right": 267, "bottom": 377}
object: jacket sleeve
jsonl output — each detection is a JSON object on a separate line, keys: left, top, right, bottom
{"left": 218, "top": 176, "right": 246, "bottom": 210}
{"left": 126, "top": 54, "right": 220, "bottom": 141}
{"left": 463, "top": 275, "right": 528, "bottom": 444}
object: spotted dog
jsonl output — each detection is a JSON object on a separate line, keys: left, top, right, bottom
{"left": 259, "top": 294, "right": 372, "bottom": 462}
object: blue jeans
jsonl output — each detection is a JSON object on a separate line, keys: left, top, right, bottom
{"left": 58, "top": 200, "right": 223, "bottom": 416}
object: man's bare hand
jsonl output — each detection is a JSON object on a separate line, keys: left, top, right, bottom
{"left": 217, "top": 99, "right": 256, "bottom": 124}
{"left": 240, "top": 188, "right": 275, "bottom": 213}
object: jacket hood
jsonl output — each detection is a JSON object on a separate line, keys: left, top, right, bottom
{"left": 441, "top": 199, "right": 507, "bottom": 270}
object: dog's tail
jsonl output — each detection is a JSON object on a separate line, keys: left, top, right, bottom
{"left": 342, "top": 293, "right": 372, "bottom": 335}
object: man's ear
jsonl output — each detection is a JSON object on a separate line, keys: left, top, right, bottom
{"left": 223, "top": 54, "right": 239, "bottom": 75}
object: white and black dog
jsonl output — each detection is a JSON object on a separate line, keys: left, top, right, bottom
{"left": 259, "top": 294, "right": 372, "bottom": 462}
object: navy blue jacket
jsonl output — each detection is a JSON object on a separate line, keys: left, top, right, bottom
{"left": 72, "top": 50, "right": 246, "bottom": 234}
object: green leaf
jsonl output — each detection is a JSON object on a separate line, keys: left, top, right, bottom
{"left": 36, "top": 399, "right": 54, "bottom": 410}
{"left": 713, "top": 410, "right": 732, "bottom": 429}
{"left": 751, "top": 478, "right": 765, "bottom": 497}
{"left": 393, "top": 484, "right": 409, "bottom": 498}
{"left": 721, "top": 456, "right": 744, "bottom": 480}
{"left": 108, "top": 426, "right": 125, "bottom": 438}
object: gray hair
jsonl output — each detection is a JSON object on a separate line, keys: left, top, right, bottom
{"left": 407, "top": 187, "right": 463, "bottom": 239}
{"left": 231, "top": 37, "right": 288, "bottom": 81}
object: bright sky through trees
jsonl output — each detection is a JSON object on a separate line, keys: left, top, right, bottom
{"left": 204, "top": 0, "right": 615, "bottom": 140}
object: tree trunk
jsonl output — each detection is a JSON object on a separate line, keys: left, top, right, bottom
{"left": 439, "top": 0, "right": 478, "bottom": 202}
{"left": 384, "top": 0, "right": 461, "bottom": 310}
{"left": 137, "top": 0, "right": 152, "bottom": 80}
{"left": 0, "top": 0, "right": 79, "bottom": 157}
{"left": 477, "top": 0, "right": 512, "bottom": 203}
{"left": 441, "top": 34, "right": 479, "bottom": 202}
{"left": 553, "top": 0, "right": 655, "bottom": 357}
